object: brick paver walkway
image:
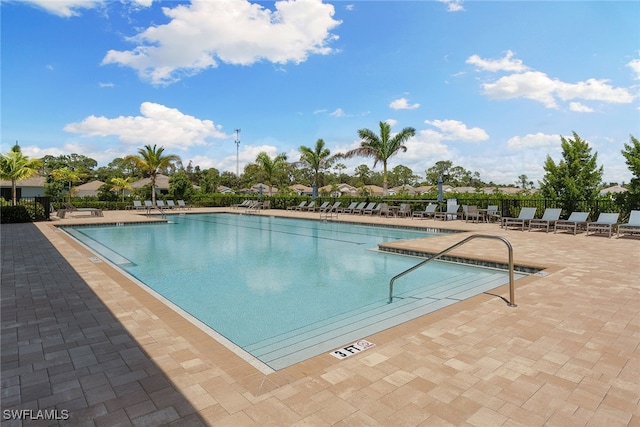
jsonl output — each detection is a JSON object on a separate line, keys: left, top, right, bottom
{"left": 2, "top": 208, "right": 638, "bottom": 426}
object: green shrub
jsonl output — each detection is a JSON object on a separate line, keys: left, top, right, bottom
{"left": 1, "top": 206, "right": 32, "bottom": 223}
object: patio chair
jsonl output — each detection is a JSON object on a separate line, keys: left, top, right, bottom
{"left": 486, "top": 205, "right": 501, "bottom": 223}
{"left": 434, "top": 204, "right": 460, "bottom": 221}
{"left": 412, "top": 203, "right": 437, "bottom": 219}
{"left": 288, "top": 201, "right": 307, "bottom": 211}
{"left": 502, "top": 207, "right": 537, "bottom": 230}
{"left": 321, "top": 201, "right": 341, "bottom": 213}
{"left": 166, "top": 200, "right": 177, "bottom": 209}
{"left": 177, "top": 200, "right": 191, "bottom": 210}
{"left": 528, "top": 208, "right": 562, "bottom": 232}
{"left": 337, "top": 202, "right": 357, "bottom": 213}
{"left": 397, "top": 203, "right": 411, "bottom": 217}
{"left": 617, "top": 210, "right": 640, "bottom": 238}
{"left": 554, "top": 212, "right": 590, "bottom": 235}
{"left": 464, "top": 205, "right": 482, "bottom": 223}
{"left": 379, "top": 203, "right": 393, "bottom": 217}
{"left": 156, "top": 200, "right": 167, "bottom": 209}
{"left": 585, "top": 212, "right": 619, "bottom": 238}
{"left": 132, "top": 200, "right": 145, "bottom": 211}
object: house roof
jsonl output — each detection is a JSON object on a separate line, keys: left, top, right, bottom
{"left": 130, "top": 174, "right": 170, "bottom": 190}
{"left": 599, "top": 185, "right": 628, "bottom": 195}
{"left": 75, "top": 180, "right": 105, "bottom": 191}
{"left": 0, "top": 175, "right": 46, "bottom": 187}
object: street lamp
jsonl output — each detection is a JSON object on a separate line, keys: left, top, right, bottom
{"left": 234, "top": 128, "right": 241, "bottom": 177}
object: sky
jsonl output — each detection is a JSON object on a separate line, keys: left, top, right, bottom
{"left": 2, "top": 0, "right": 639, "bottom": 186}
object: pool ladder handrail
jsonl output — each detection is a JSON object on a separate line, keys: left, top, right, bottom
{"left": 388, "top": 234, "right": 517, "bottom": 307}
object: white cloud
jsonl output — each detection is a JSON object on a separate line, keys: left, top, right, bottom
{"left": 21, "top": 0, "right": 103, "bottom": 17}
{"left": 389, "top": 97, "right": 420, "bottom": 110}
{"left": 569, "top": 102, "right": 594, "bottom": 113}
{"left": 471, "top": 52, "right": 635, "bottom": 108}
{"left": 330, "top": 108, "right": 345, "bottom": 117}
{"left": 384, "top": 119, "right": 398, "bottom": 127}
{"left": 63, "top": 102, "right": 228, "bottom": 149}
{"left": 628, "top": 58, "right": 640, "bottom": 80}
{"left": 98, "top": 82, "right": 115, "bottom": 88}
{"left": 102, "top": 0, "right": 341, "bottom": 85}
{"left": 507, "top": 133, "right": 559, "bottom": 150}
{"left": 438, "top": 0, "right": 465, "bottom": 12}
{"left": 424, "top": 119, "right": 489, "bottom": 142}
{"left": 466, "top": 50, "right": 529, "bottom": 73}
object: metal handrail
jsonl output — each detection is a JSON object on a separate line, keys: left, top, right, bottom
{"left": 388, "top": 234, "right": 517, "bottom": 307}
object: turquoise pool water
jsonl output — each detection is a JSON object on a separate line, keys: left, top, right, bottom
{"left": 65, "top": 214, "right": 522, "bottom": 371}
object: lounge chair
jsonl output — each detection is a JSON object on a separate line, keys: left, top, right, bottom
{"left": 528, "top": 208, "right": 562, "bottom": 232}
{"left": 62, "top": 202, "right": 104, "bottom": 218}
{"left": 617, "top": 210, "right": 640, "bottom": 238}
{"left": 321, "top": 202, "right": 341, "bottom": 213}
{"left": 156, "top": 200, "right": 167, "bottom": 209}
{"left": 434, "top": 204, "right": 460, "bottom": 221}
{"left": 554, "top": 212, "right": 590, "bottom": 235}
{"left": 362, "top": 203, "right": 380, "bottom": 215}
{"left": 356, "top": 202, "right": 377, "bottom": 215}
{"left": 350, "top": 202, "right": 368, "bottom": 214}
{"left": 464, "top": 205, "right": 482, "bottom": 223}
{"left": 288, "top": 201, "right": 307, "bottom": 211}
{"left": 585, "top": 212, "right": 619, "bottom": 238}
{"left": 166, "top": 200, "right": 177, "bottom": 209}
{"left": 233, "top": 200, "right": 251, "bottom": 209}
{"left": 313, "top": 201, "right": 331, "bottom": 212}
{"left": 132, "top": 200, "right": 145, "bottom": 211}
{"left": 502, "top": 207, "right": 537, "bottom": 230}
{"left": 397, "top": 203, "right": 411, "bottom": 217}
{"left": 412, "top": 203, "right": 437, "bottom": 219}
{"left": 144, "top": 200, "right": 153, "bottom": 211}
{"left": 301, "top": 201, "right": 316, "bottom": 211}
{"left": 338, "top": 202, "right": 357, "bottom": 213}
{"left": 177, "top": 200, "right": 191, "bottom": 210}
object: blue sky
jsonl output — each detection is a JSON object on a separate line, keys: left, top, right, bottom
{"left": 2, "top": 0, "right": 639, "bottom": 185}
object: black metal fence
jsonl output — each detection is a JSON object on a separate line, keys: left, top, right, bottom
{"left": 1, "top": 197, "right": 51, "bottom": 221}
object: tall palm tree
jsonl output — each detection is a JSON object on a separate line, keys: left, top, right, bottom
{"left": 125, "top": 145, "right": 180, "bottom": 205}
{"left": 0, "top": 143, "right": 42, "bottom": 206}
{"left": 339, "top": 121, "right": 415, "bottom": 195}
{"left": 255, "top": 152, "right": 288, "bottom": 196}
{"left": 298, "top": 138, "right": 334, "bottom": 197}
{"left": 51, "top": 167, "right": 83, "bottom": 203}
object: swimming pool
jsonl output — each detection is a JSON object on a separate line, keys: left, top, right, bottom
{"left": 64, "top": 214, "right": 525, "bottom": 371}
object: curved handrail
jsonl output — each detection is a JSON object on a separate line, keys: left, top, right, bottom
{"left": 388, "top": 234, "right": 517, "bottom": 307}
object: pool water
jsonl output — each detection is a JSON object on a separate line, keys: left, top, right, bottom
{"left": 65, "top": 214, "right": 523, "bottom": 371}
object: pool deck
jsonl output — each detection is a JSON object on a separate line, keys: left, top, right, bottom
{"left": 2, "top": 207, "right": 639, "bottom": 426}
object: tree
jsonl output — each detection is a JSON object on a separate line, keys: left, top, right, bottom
{"left": 298, "top": 139, "right": 334, "bottom": 196}
{"left": 620, "top": 135, "right": 640, "bottom": 211}
{"left": 50, "top": 167, "right": 83, "bottom": 203}
{"left": 125, "top": 145, "right": 180, "bottom": 206}
{"left": 389, "top": 165, "right": 417, "bottom": 187}
{"left": 0, "top": 143, "right": 42, "bottom": 206}
{"left": 109, "top": 177, "right": 133, "bottom": 202}
{"left": 169, "top": 170, "right": 195, "bottom": 200}
{"left": 539, "top": 132, "right": 603, "bottom": 213}
{"left": 516, "top": 174, "right": 534, "bottom": 190}
{"left": 338, "top": 121, "right": 415, "bottom": 195}
{"left": 254, "top": 152, "right": 288, "bottom": 196}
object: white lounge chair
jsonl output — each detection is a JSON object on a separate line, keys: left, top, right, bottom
{"left": 412, "top": 203, "right": 437, "bottom": 219}
{"left": 434, "top": 204, "right": 460, "bottom": 221}
{"left": 585, "top": 212, "right": 619, "bottom": 238}
{"left": 177, "top": 200, "right": 191, "bottom": 210}
{"left": 502, "top": 207, "right": 537, "bottom": 230}
{"left": 528, "top": 208, "right": 562, "bottom": 232}
{"left": 617, "top": 210, "right": 640, "bottom": 238}
{"left": 554, "top": 212, "right": 590, "bottom": 235}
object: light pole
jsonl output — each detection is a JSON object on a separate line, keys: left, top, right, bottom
{"left": 234, "top": 128, "right": 241, "bottom": 177}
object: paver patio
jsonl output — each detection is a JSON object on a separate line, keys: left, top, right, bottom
{"left": 1, "top": 208, "right": 638, "bottom": 426}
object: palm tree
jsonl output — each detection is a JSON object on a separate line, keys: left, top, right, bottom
{"left": 255, "top": 152, "right": 288, "bottom": 196}
{"left": 0, "top": 143, "right": 42, "bottom": 206}
{"left": 125, "top": 145, "right": 180, "bottom": 205}
{"left": 51, "top": 167, "right": 83, "bottom": 203}
{"left": 339, "top": 121, "right": 415, "bottom": 195}
{"left": 298, "top": 138, "right": 334, "bottom": 197}
{"left": 110, "top": 177, "right": 133, "bottom": 203}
